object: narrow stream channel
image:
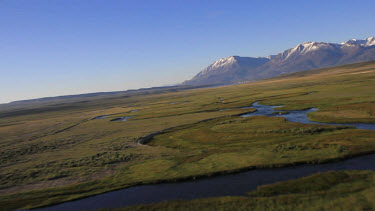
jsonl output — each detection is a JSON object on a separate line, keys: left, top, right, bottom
{"left": 35, "top": 102, "right": 375, "bottom": 211}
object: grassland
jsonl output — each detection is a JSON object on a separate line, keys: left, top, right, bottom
{"left": 1, "top": 60, "right": 375, "bottom": 210}
{"left": 109, "top": 170, "right": 375, "bottom": 211}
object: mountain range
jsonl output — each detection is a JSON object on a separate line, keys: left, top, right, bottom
{"left": 183, "top": 37, "right": 375, "bottom": 85}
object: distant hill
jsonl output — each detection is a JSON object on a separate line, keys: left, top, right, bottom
{"left": 183, "top": 36, "right": 375, "bottom": 85}
{"left": 0, "top": 84, "right": 214, "bottom": 117}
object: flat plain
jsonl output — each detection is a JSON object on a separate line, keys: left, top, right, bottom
{"left": 1, "top": 60, "right": 375, "bottom": 210}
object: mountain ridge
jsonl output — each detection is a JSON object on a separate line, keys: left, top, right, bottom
{"left": 183, "top": 36, "right": 375, "bottom": 85}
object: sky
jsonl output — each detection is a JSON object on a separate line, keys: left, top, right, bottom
{"left": 1, "top": 0, "right": 375, "bottom": 104}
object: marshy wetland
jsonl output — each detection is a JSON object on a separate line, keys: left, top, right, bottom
{"left": 2, "top": 61, "right": 375, "bottom": 210}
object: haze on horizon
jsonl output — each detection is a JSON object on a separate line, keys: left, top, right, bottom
{"left": 1, "top": 0, "right": 375, "bottom": 104}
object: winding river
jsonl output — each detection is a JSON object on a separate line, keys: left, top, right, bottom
{"left": 35, "top": 102, "right": 375, "bottom": 211}
{"left": 241, "top": 101, "right": 375, "bottom": 130}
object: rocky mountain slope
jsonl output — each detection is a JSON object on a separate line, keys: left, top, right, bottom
{"left": 183, "top": 37, "right": 375, "bottom": 85}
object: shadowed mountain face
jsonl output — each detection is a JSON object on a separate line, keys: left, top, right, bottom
{"left": 183, "top": 37, "right": 375, "bottom": 85}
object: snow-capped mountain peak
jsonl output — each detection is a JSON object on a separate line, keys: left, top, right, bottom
{"left": 210, "top": 56, "right": 237, "bottom": 69}
{"left": 341, "top": 36, "right": 375, "bottom": 47}
{"left": 184, "top": 56, "right": 270, "bottom": 84}
{"left": 184, "top": 36, "right": 375, "bottom": 86}
{"left": 278, "top": 37, "right": 375, "bottom": 62}
{"left": 366, "top": 37, "right": 375, "bottom": 46}
{"left": 194, "top": 56, "right": 238, "bottom": 78}
{"left": 280, "top": 41, "right": 336, "bottom": 60}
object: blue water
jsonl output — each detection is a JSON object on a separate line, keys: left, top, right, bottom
{"left": 34, "top": 102, "right": 375, "bottom": 210}
{"left": 35, "top": 154, "right": 375, "bottom": 211}
{"left": 241, "top": 101, "right": 375, "bottom": 130}
{"left": 110, "top": 116, "right": 134, "bottom": 121}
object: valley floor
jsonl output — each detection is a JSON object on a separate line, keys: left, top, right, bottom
{"left": 1, "top": 60, "right": 375, "bottom": 210}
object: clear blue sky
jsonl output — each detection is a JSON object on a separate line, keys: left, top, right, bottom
{"left": 1, "top": 0, "right": 375, "bottom": 103}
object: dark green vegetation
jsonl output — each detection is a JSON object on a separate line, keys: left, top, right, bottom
{"left": 1, "top": 60, "right": 375, "bottom": 210}
{"left": 272, "top": 110, "right": 289, "bottom": 114}
{"left": 109, "top": 170, "right": 375, "bottom": 211}
{"left": 148, "top": 116, "right": 374, "bottom": 170}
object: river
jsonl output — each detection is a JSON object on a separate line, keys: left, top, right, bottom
{"left": 35, "top": 101, "right": 375, "bottom": 210}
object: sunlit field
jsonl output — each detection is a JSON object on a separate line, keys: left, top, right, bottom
{"left": 1, "top": 60, "right": 375, "bottom": 210}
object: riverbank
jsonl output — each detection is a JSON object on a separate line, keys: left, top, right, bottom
{"left": 109, "top": 170, "right": 375, "bottom": 211}
{"left": 35, "top": 153, "right": 375, "bottom": 210}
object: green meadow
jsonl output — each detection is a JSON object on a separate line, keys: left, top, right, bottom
{"left": 1, "top": 60, "right": 375, "bottom": 210}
